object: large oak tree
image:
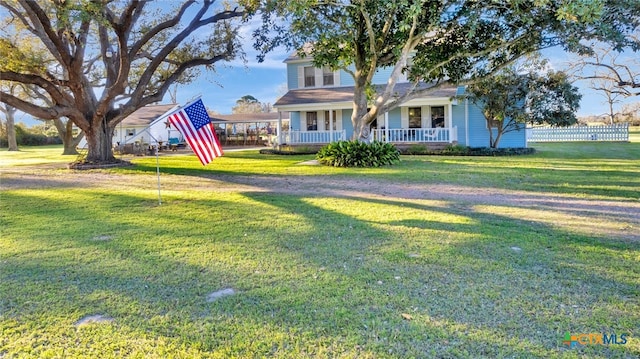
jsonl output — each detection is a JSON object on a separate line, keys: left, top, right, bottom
{"left": 256, "top": 0, "right": 639, "bottom": 141}
{"left": 0, "top": 0, "right": 258, "bottom": 163}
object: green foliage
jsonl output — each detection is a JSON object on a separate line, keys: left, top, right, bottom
{"left": 316, "top": 140, "right": 400, "bottom": 167}
{"left": 398, "top": 144, "right": 535, "bottom": 156}
{"left": 465, "top": 60, "right": 581, "bottom": 148}
{"left": 440, "top": 144, "right": 469, "bottom": 155}
{"left": 465, "top": 147, "right": 536, "bottom": 156}
{"left": 0, "top": 124, "right": 62, "bottom": 147}
{"left": 405, "top": 144, "right": 430, "bottom": 155}
{"left": 0, "top": 38, "right": 47, "bottom": 74}
{"left": 255, "top": 0, "right": 636, "bottom": 141}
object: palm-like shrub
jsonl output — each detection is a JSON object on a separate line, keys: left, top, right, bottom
{"left": 316, "top": 141, "right": 400, "bottom": 167}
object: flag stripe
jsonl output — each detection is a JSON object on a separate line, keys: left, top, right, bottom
{"left": 174, "top": 112, "right": 209, "bottom": 164}
{"left": 167, "top": 99, "right": 223, "bottom": 165}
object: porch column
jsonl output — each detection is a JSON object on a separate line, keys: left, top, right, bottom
{"left": 329, "top": 109, "right": 334, "bottom": 142}
{"left": 384, "top": 111, "right": 389, "bottom": 143}
{"left": 277, "top": 111, "right": 283, "bottom": 146}
{"left": 448, "top": 103, "right": 454, "bottom": 143}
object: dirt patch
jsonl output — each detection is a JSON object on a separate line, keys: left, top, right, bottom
{"left": 2, "top": 164, "right": 638, "bottom": 242}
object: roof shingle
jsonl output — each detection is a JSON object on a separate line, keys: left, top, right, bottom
{"left": 274, "top": 83, "right": 459, "bottom": 107}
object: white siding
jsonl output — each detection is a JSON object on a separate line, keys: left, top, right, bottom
{"left": 297, "top": 66, "right": 304, "bottom": 89}
{"left": 400, "top": 107, "right": 409, "bottom": 128}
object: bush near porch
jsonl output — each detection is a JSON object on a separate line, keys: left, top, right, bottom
{"left": 316, "top": 140, "right": 400, "bottom": 167}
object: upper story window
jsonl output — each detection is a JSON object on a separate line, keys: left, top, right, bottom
{"left": 323, "top": 67, "right": 334, "bottom": 86}
{"left": 304, "top": 66, "right": 315, "bottom": 87}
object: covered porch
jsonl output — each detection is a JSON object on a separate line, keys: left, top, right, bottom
{"left": 210, "top": 112, "right": 290, "bottom": 147}
{"left": 273, "top": 83, "right": 461, "bottom": 147}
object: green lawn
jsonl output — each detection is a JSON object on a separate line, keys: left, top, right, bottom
{"left": 1, "top": 141, "right": 639, "bottom": 358}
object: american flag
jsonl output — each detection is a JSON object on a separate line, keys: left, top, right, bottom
{"left": 168, "top": 99, "right": 223, "bottom": 165}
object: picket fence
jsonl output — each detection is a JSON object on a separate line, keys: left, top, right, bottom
{"left": 527, "top": 123, "right": 629, "bottom": 142}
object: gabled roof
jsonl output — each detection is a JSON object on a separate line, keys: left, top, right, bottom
{"left": 120, "top": 104, "right": 178, "bottom": 126}
{"left": 274, "top": 83, "right": 459, "bottom": 107}
{"left": 283, "top": 44, "right": 314, "bottom": 63}
{"left": 275, "top": 87, "right": 354, "bottom": 107}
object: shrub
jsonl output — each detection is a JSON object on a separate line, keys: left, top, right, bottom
{"left": 316, "top": 140, "right": 400, "bottom": 167}
{"left": 440, "top": 144, "right": 469, "bottom": 155}
{"left": 0, "top": 124, "right": 62, "bottom": 147}
{"left": 466, "top": 147, "right": 536, "bottom": 156}
{"left": 405, "top": 144, "right": 430, "bottom": 155}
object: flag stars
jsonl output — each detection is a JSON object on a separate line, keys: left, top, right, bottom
{"left": 184, "top": 101, "right": 211, "bottom": 130}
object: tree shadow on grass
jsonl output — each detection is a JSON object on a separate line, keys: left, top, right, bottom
{"left": 2, "top": 183, "right": 638, "bottom": 357}
{"left": 239, "top": 191, "right": 639, "bottom": 358}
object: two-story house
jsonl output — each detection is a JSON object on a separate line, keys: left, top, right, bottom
{"left": 273, "top": 51, "right": 527, "bottom": 149}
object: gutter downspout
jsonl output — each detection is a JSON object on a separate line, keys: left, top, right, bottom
{"left": 277, "top": 111, "right": 283, "bottom": 148}
{"left": 448, "top": 103, "right": 453, "bottom": 143}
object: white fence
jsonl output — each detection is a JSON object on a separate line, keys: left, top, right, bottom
{"left": 371, "top": 127, "right": 457, "bottom": 143}
{"left": 527, "top": 123, "right": 629, "bottom": 142}
{"left": 282, "top": 130, "right": 346, "bottom": 144}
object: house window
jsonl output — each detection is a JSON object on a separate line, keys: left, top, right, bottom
{"left": 323, "top": 67, "right": 334, "bottom": 86}
{"left": 306, "top": 112, "right": 318, "bottom": 131}
{"left": 409, "top": 107, "right": 421, "bottom": 128}
{"left": 431, "top": 106, "right": 445, "bottom": 128}
{"left": 324, "top": 111, "right": 337, "bottom": 130}
{"left": 304, "top": 66, "right": 315, "bottom": 87}
{"left": 126, "top": 128, "right": 135, "bottom": 136}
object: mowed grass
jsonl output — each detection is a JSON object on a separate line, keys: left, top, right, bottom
{"left": 1, "top": 139, "right": 639, "bottom": 358}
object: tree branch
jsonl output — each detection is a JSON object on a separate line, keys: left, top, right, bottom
{"left": 129, "top": 2, "right": 244, "bottom": 103}
{"left": 0, "top": 91, "right": 78, "bottom": 120}
{"left": 1, "top": 70, "right": 70, "bottom": 105}
{"left": 17, "top": 0, "right": 71, "bottom": 65}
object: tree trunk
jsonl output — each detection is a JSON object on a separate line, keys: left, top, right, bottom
{"left": 84, "top": 119, "right": 116, "bottom": 162}
{"left": 351, "top": 81, "right": 373, "bottom": 142}
{"left": 488, "top": 120, "right": 496, "bottom": 148}
{"left": 6, "top": 106, "right": 19, "bottom": 151}
{"left": 53, "top": 118, "right": 83, "bottom": 155}
{"left": 608, "top": 100, "right": 615, "bottom": 125}
{"left": 492, "top": 127, "right": 505, "bottom": 148}
{"left": 62, "top": 135, "right": 81, "bottom": 155}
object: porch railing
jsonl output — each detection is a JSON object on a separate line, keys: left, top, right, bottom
{"left": 281, "top": 130, "right": 347, "bottom": 144}
{"left": 371, "top": 127, "right": 457, "bottom": 143}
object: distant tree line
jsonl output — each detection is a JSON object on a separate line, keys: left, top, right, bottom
{"left": 578, "top": 102, "right": 640, "bottom": 125}
{"left": 0, "top": 122, "right": 63, "bottom": 147}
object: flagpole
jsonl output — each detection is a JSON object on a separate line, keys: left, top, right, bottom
{"left": 144, "top": 130, "right": 163, "bottom": 206}
{"left": 155, "top": 147, "right": 162, "bottom": 205}
{"left": 137, "top": 104, "right": 182, "bottom": 206}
